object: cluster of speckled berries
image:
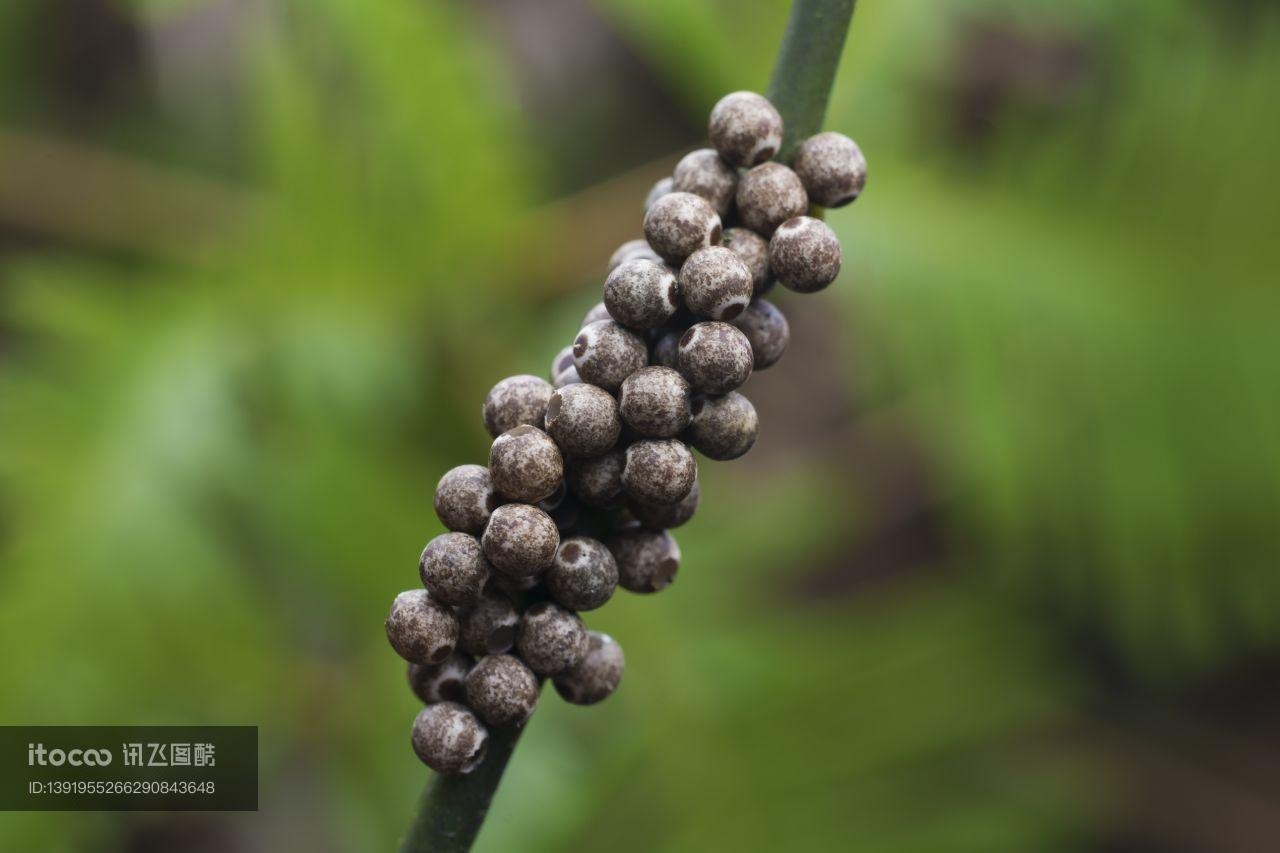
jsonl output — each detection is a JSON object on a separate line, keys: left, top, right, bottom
{"left": 387, "top": 91, "right": 865, "bottom": 775}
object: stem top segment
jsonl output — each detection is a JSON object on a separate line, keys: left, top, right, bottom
{"left": 767, "top": 0, "right": 858, "bottom": 162}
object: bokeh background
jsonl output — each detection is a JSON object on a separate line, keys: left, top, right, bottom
{"left": 1, "top": 0, "right": 1278, "bottom": 850}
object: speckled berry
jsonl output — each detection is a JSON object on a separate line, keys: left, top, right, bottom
{"left": 622, "top": 439, "right": 696, "bottom": 505}
{"left": 724, "top": 227, "right": 774, "bottom": 297}
{"left": 628, "top": 479, "right": 699, "bottom": 530}
{"left": 481, "top": 502, "right": 559, "bottom": 577}
{"left": 604, "top": 259, "right": 680, "bottom": 331}
{"left": 737, "top": 162, "right": 808, "bottom": 236}
{"left": 553, "top": 632, "right": 625, "bottom": 705}
{"left": 643, "top": 191, "right": 722, "bottom": 266}
{"left": 566, "top": 448, "right": 626, "bottom": 509}
{"left": 482, "top": 375, "right": 554, "bottom": 438}
{"left": 618, "top": 366, "right": 691, "bottom": 438}
{"left": 793, "top": 131, "right": 867, "bottom": 208}
{"left": 465, "top": 654, "right": 540, "bottom": 727}
{"left": 644, "top": 176, "right": 674, "bottom": 214}
{"left": 516, "top": 602, "right": 589, "bottom": 677}
{"left": 489, "top": 569, "right": 540, "bottom": 598}
{"left": 607, "top": 525, "right": 681, "bottom": 593}
{"left": 407, "top": 651, "right": 472, "bottom": 705}
{"left": 731, "top": 298, "right": 789, "bottom": 369}
{"left": 433, "top": 464, "right": 498, "bottom": 536}
{"left": 386, "top": 589, "right": 459, "bottom": 665}
{"left": 411, "top": 702, "right": 488, "bottom": 775}
{"left": 769, "top": 216, "right": 841, "bottom": 293}
{"left": 540, "top": 485, "right": 584, "bottom": 533}
{"left": 546, "top": 536, "right": 618, "bottom": 611}
{"left": 488, "top": 425, "right": 563, "bottom": 504}
{"left": 676, "top": 321, "right": 753, "bottom": 394}
{"left": 672, "top": 148, "right": 737, "bottom": 216}
{"left": 607, "top": 238, "right": 662, "bottom": 274}
{"left": 419, "top": 532, "right": 491, "bottom": 607}
{"left": 458, "top": 587, "right": 520, "bottom": 657}
{"left": 573, "top": 320, "right": 648, "bottom": 392}
{"left": 648, "top": 326, "right": 684, "bottom": 369}
{"left": 544, "top": 383, "right": 621, "bottom": 458}
{"left": 554, "top": 365, "right": 583, "bottom": 388}
{"left": 679, "top": 246, "right": 753, "bottom": 321}
{"left": 708, "top": 91, "right": 783, "bottom": 167}
{"left": 550, "top": 345, "right": 577, "bottom": 382}
{"left": 581, "top": 301, "right": 613, "bottom": 329}
{"left": 686, "top": 392, "right": 758, "bottom": 460}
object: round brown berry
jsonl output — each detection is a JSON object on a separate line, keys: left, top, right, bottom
{"left": 407, "top": 652, "right": 472, "bottom": 705}
{"left": 792, "top": 131, "right": 867, "bottom": 208}
{"left": 411, "top": 702, "right": 488, "bottom": 774}
{"left": 550, "top": 345, "right": 577, "bottom": 382}
{"left": 643, "top": 191, "right": 722, "bottom": 266}
{"left": 686, "top": 392, "right": 758, "bottom": 460}
{"left": 643, "top": 176, "right": 674, "bottom": 214}
{"left": 737, "top": 162, "right": 808, "bottom": 236}
{"left": 769, "top": 216, "right": 841, "bottom": 293}
{"left": 482, "top": 375, "right": 553, "bottom": 438}
{"left": 465, "top": 654, "right": 540, "bottom": 727}
{"left": 672, "top": 148, "right": 737, "bottom": 216}
{"left": 679, "top": 246, "right": 753, "bottom": 321}
{"left": 386, "top": 589, "right": 459, "bottom": 665}
{"left": 724, "top": 227, "right": 774, "bottom": 297}
{"left": 546, "top": 536, "right": 618, "bottom": 611}
{"left": 419, "top": 532, "right": 490, "bottom": 607}
{"left": 648, "top": 326, "right": 683, "bottom": 370}
{"left": 516, "top": 602, "right": 589, "bottom": 677}
{"left": 622, "top": 439, "right": 696, "bottom": 505}
{"left": 604, "top": 259, "right": 680, "bottom": 331}
{"left": 628, "top": 479, "right": 699, "bottom": 530}
{"left": 488, "top": 425, "right": 564, "bottom": 503}
{"left": 433, "top": 464, "right": 498, "bottom": 536}
{"left": 553, "top": 632, "right": 625, "bottom": 705}
{"left": 554, "top": 365, "right": 583, "bottom": 388}
{"left": 607, "top": 525, "right": 681, "bottom": 593}
{"left": 481, "top": 503, "right": 559, "bottom": 577}
{"left": 708, "top": 91, "right": 783, "bottom": 167}
{"left": 458, "top": 587, "right": 520, "bottom": 657}
{"left": 618, "top": 366, "right": 691, "bottom": 438}
{"left": 573, "top": 320, "right": 648, "bottom": 392}
{"left": 544, "top": 383, "right": 621, "bottom": 458}
{"left": 676, "top": 321, "right": 753, "bottom": 394}
{"left": 540, "top": 485, "right": 583, "bottom": 533}
{"left": 566, "top": 448, "right": 627, "bottom": 509}
{"left": 607, "top": 238, "right": 661, "bottom": 274}
{"left": 581, "top": 301, "right": 612, "bottom": 329}
{"left": 731, "top": 298, "right": 789, "bottom": 369}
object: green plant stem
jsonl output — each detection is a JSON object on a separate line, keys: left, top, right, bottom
{"left": 768, "top": 0, "right": 858, "bottom": 161}
{"left": 398, "top": 3, "right": 857, "bottom": 851}
{"left": 398, "top": 724, "right": 524, "bottom": 853}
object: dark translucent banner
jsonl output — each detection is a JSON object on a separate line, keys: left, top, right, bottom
{"left": 0, "top": 726, "right": 257, "bottom": 811}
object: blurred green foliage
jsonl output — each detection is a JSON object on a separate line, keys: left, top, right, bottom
{"left": 1, "top": 0, "right": 1277, "bottom": 851}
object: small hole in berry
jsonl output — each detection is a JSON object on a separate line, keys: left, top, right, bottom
{"left": 679, "top": 328, "right": 696, "bottom": 348}
{"left": 561, "top": 541, "right": 581, "bottom": 562}
{"left": 487, "top": 626, "right": 515, "bottom": 654}
{"left": 721, "top": 303, "right": 744, "bottom": 321}
{"left": 573, "top": 335, "right": 588, "bottom": 358}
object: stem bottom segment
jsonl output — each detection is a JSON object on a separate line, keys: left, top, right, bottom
{"left": 399, "top": 724, "right": 525, "bottom": 853}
